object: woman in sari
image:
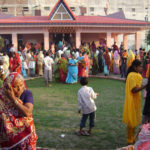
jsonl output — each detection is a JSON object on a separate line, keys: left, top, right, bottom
{"left": 37, "top": 51, "right": 44, "bottom": 76}
{"left": 84, "top": 52, "right": 89, "bottom": 77}
{"left": 78, "top": 52, "right": 86, "bottom": 79}
{"left": 54, "top": 52, "right": 61, "bottom": 82}
{"left": 92, "top": 51, "right": 99, "bottom": 75}
{"left": 127, "top": 50, "right": 135, "bottom": 70}
{"left": 109, "top": 50, "right": 113, "bottom": 72}
{"left": 66, "top": 54, "right": 78, "bottom": 84}
{"left": 18, "top": 51, "right": 27, "bottom": 78}
{"left": 58, "top": 54, "right": 68, "bottom": 83}
{"left": 9, "top": 47, "right": 21, "bottom": 74}
{"left": 113, "top": 50, "right": 120, "bottom": 74}
{"left": 0, "top": 72, "right": 37, "bottom": 149}
{"left": 122, "top": 59, "right": 146, "bottom": 144}
{"left": 3, "top": 52, "right": 9, "bottom": 77}
{"left": 103, "top": 49, "right": 110, "bottom": 76}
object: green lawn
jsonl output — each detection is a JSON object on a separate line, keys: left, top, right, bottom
{"left": 26, "top": 78, "right": 132, "bottom": 150}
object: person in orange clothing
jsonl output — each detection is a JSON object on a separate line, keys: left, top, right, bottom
{"left": 127, "top": 50, "right": 135, "bottom": 70}
{"left": 109, "top": 49, "right": 113, "bottom": 72}
{"left": 9, "top": 47, "right": 22, "bottom": 74}
{"left": 122, "top": 59, "right": 147, "bottom": 144}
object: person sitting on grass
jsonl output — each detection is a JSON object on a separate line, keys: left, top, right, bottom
{"left": 77, "top": 77, "right": 99, "bottom": 136}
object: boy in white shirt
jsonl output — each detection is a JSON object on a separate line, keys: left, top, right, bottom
{"left": 43, "top": 52, "right": 54, "bottom": 86}
{"left": 77, "top": 77, "right": 98, "bottom": 136}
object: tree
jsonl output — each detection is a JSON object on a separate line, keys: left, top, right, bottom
{"left": 0, "top": 36, "right": 4, "bottom": 51}
{"left": 146, "top": 30, "right": 150, "bottom": 45}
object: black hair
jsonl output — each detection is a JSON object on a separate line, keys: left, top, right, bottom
{"left": 61, "top": 54, "right": 64, "bottom": 57}
{"left": 126, "top": 59, "right": 142, "bottom": 79}
{"left": 46, "top": 52, "right": 49, "bottom": 56}
{"left": 80, "top": 77, "right": 88, "bottom": 86}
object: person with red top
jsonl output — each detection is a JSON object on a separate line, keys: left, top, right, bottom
{"left": 9, "top": 47, "right": 21, "bottom": 74}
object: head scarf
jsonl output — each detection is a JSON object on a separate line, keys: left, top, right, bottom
{"left": 3, "top": 72, "right": 26, "bottom": 89}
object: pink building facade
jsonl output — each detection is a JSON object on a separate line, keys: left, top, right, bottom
{"left": 0, "top": 0, "right": 150, "bottom": 51}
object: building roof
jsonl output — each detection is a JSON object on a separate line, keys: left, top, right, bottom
{"left": 107, "top": 11, "right": 126, "bottom": 19}
{"left": 0, "top": 0, "right": 149, "bottom": 28}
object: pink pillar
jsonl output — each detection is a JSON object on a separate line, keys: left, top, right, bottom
{"left": 12, "top": 33, "right": 18, "bottom": 51}
{"left": 123, "top": 34, "right": 128, "bottom": 50}
{"left": 135, "top": 31, "right": 141, "bottom": 50}
{"left": 44, "top": 31, "right": 49, "bottom": 50}
{"left": 114, "top": 34, "right": 118, "bottom": 45}
{"left": 106, "top": 32, "right": 112, "bottom": 48}
{"left": 76, "top": 31, "right": 81, "bottom": 49}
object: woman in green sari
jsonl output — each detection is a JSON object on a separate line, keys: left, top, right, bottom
{"left": 54, "top": 53, "right": 60, "bottom": 82}
{"left": 58, "top": 54, "right": 68, "bottom": 83}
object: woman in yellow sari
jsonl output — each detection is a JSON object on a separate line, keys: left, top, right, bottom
{"left": 127, "top": 50, "right": 135, "bottom": 70}
{"left": 122, "top": 59, "right": 147, "bottom": 144}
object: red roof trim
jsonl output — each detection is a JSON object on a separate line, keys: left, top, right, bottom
{"left": 47, "top": 0, "right": 60, "bottom": 20}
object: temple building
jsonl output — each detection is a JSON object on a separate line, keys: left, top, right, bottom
{"left": 0, "top": 0, "right": 150, "bottom": 51}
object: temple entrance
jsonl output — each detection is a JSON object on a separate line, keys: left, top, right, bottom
{"left": 53, "top": 33, "right": 71, "bottom": 45}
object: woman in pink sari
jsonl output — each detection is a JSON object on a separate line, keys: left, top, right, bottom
{"left": 78, "top": 52, "right": 86, "bottom": 78}
{"left": 0, "top": 72, "right": 37, "bottom": 149}
{"left": 84, "top": 52, "right": 89, "bottom": 77}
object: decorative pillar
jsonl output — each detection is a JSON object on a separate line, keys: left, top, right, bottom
{"left": 114, "top": 34, "right": 118, "bottom": 45}
{"left": 123, "top": 34, "right": 128, "bottom": 50}
{"left": 44, "top": 31, "right": 49, "bottom": 50}
{"left": 106, "top": 32, "right": 112, "bottom": 48}
{"left": 76, "top": 30, "right": 81, "bottom": 49}
{"left": 12, "top": 33, "right": 18, "bottom": 50}
{"left": 135, "top": 31, "right": 141, "bottom": 50}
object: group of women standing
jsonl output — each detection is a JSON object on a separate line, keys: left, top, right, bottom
{"left": 55, "top": 52, "right": 89, "bottom": 84}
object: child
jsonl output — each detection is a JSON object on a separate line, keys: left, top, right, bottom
{"left": 77, "top": 77, "right": 98, "bottom": 136}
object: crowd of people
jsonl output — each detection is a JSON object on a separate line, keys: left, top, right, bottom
{"left": 0, "top": 39, "right": 150, "bottom": 149}
{"left": 0, "top": 40, "right": 150, "bottom": 86}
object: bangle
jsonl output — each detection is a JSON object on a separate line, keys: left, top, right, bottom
{"left": 15, "top": 100, "right": 19, "bottom": 105}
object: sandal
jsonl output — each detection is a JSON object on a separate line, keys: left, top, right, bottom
{"left": 80, "top": 130, "right": 90, "bottom": 136}
{"left": 75, "top": 130, "right": 90, "bottom": 136}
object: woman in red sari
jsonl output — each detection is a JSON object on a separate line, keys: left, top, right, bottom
{"left": 0, "top": 72, "right": 37, "bottom": 149}
{"left": 9, "top": 47, "right": 22, "bottom": 74}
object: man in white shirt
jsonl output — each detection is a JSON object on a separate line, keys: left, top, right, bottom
{"left": 43, "top": 52, "right": 54, "bottom": 86}
{"left": 77, "top": 77, "right": 98, "bottom": 136}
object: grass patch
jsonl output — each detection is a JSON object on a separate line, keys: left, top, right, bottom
{"left": 26, "top": 77, "right": 137, "bottom": 150}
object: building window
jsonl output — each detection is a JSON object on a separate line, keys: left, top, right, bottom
{"left": 23, "top": 7, "right": 29, "bottom": 11}
{"left": 132, "top": 8, "right": 135, "bottom": 12}
{"left": 118, "top": 8, "right": 123, "bottom": 11}
{"left": 90, "top": 7, "right": 94, "bottom": 12}
{"left": 44, "top": 7, "right": 50, "bottom": 11}
{"left": 70, "top": 7, "right": 75, "bottom": 11}
{"left": 2, "top": 7, "right": 8, "bottom": 12}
